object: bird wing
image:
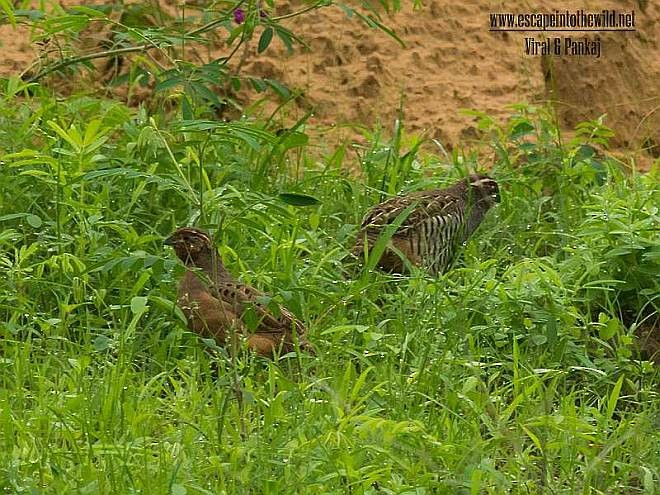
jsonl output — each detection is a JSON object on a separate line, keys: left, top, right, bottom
{"left": 356, "top": 190, "right": 466, "bottom": 250}
{"left": 215, "top": 280, "right": 307, "bottom": 339}
{"left": 360, "top": 191, "right": 462, "bottom": 232}
{"left": 353, "top": 190, "right": 468, "bottom": 273}
{"left": 217, "top": 280, "right": 314, "bottom": 354}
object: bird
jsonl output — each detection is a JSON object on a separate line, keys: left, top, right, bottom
{"left": 352, "top": 173, "right": 500, "bottom": 275}
{"left": 164, "top": 227, "right": 315, "bottom": 357}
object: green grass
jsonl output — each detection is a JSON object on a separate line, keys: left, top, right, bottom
{"left": 0, "top": 85, "right": 658, "bottom": 494}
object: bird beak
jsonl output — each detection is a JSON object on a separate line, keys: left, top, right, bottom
{"left": 163, "top": 236, "right": 175, "bottom": 246}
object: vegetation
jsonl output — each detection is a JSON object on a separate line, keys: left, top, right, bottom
{"left": 0, "top": 1, "right": 658, "bottom": 493}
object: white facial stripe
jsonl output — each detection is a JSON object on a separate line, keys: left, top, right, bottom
{"left": 178, "top": 228, "right": 212, "bottom": 244}
{"left": 193, "top": 232, "right": 211, "bottom": 243}
{"left": 472, "top": 178, "right": 496, "bottom": 188}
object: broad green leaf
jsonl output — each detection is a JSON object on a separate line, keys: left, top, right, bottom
{"left": 511, "top": 121, "right": 535, "bottom": 139}
{"left": 278, "top": 193, "right": 320, "bottom": 206}
{"left": 258, "top": 27, "right": 273, "bottom": 53}
{"left": 26, "top": 214, "right": 42, "bottom": 228}
{"left": 48, "top": 121, "right": 82, "bottom": 151}
{"left": 130, "top": 296, "right": 148, "bottom": 315}
{"left": 182, "top": 95, "right": 193, "bottom": 120}
{"left": 279, "top": 131, "right": 309, "bottom": 150}
{"left": 606, "top": 375, "right": 624, "bottom": 421}
{"left": 250, "top": 77, "right": 267, "bottom": 92}
{"left": 274, "top": 25, "right": 293, "bottom": 53}
{"left": 92, "top": 335, "right": 112, "bottom": 352}
{"left": 264, "top": 78, "right": 291, "bottom": 99}
{"left": 68, "top": 5, "right": 107, "bottom": 18}
{"left": 599, "top": 317, "right": 620, "bottom": 340}
{"left": 171, "top": 484, "right": 187, "bottom": 495}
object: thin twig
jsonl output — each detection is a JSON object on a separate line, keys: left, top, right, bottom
{"left": 25, "top": 45, "right": 151, "bottom": 83}
{"left": 24, "top": 9, "right": 236, "bottom": 83}
{"left": 22, "top": 0, "right": 325, "bottom": 84}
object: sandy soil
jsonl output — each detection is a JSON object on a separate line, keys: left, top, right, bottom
{"left": 0, "top": 0, "right": 658, "bottom": 167}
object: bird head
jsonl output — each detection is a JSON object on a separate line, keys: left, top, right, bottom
{"left": 164, "top": 227, "right": 215, "bottom": 266}
{"left": 467, "top": 174, "right": 500, "bottom": 206}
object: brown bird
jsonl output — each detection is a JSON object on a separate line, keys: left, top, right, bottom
{"left": 164, "top": 227, "right": 315, "bottom": 357}
{"left": 353, "top": 174, "right": 500, "bottom": 275}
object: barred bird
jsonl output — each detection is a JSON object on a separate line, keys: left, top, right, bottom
{"left": 352, "top": 174, "right": 500, "bottom": 275}
{"left": 164, "top": 227, "right": 315, "bottom": 357}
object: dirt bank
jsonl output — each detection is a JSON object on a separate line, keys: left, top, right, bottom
{"left": 1, "top": 0, "right": 657, "bottom": 166}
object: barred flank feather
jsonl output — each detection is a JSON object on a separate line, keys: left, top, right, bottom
{"left": 352, "top": 174, "right": 500, "bottom": 275}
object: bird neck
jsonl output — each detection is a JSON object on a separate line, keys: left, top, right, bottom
{"left": 188, "top": 248, "right": 229, "bottom": 278}
{"left": 464, "top": 184, "right": 490, "bottom": 205}
{"left": 465, "top": 199, "right": 489, "bottom": 235}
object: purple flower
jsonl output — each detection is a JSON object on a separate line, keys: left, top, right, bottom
{"left": 233, "top": 8, "right": 245, "bottom": 24}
